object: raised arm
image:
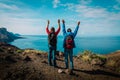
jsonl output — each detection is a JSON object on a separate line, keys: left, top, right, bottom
{"left": 46, "top": 20, "right": 50, "bottom": 34}
{"left": 55, "top": 19, "right": 61, "bottom": 35}
{"left": 73, "top": 21, "right": 80, "bottom": 37}
{"left": 62, "top": 20, "right": 66, "bottom": 35}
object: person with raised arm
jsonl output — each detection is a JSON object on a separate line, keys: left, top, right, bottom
{"left": 46, "top": 19, "right": 61, "bottom": 67}
{"left": 62, "top": 19, "right": 80, "bottom": 70}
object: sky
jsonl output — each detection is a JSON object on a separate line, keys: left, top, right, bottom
{"left": 0, "top": 0, "right": 120, "bottom": 36}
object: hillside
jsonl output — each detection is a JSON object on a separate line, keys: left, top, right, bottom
{"left": 0, "top": 28, "right": 21, "bottom": 42}
{"left": 0, "top": 43, "right": 120, "bottom": 80}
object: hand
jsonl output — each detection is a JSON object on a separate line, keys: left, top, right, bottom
{"left": 58, "top": 19, "right": 60, "bottom": 24}
{"left": 78, "top": 21, "right": 80, "bottom": 26}
{"left": 47, "top": 20, "right": 50, "bottom": 24}
{"left": 62, "top": 19, "right": 65, "bottom": 23}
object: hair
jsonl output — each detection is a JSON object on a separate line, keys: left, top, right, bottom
{"left": 51, "top": 27, "right": 55, "bottom": 33}
{"left": 67, "top": 28, "right": 72, "bottom": 32}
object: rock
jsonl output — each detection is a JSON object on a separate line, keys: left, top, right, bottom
{"left": 7, "top": 48, "right": 14, "bottom": 53}
{"left": 91, "top": 58, "right": 104, "bottom": 66}
{"left": 22, "top": 52, "right": 27, "bottom": 56}
{"left": 0, "top": 48, "right": 4, "bottom": 52}
{"left": 59, "top": 52, "right": 64, "bottom": 57}
{"left": 5, "top": 55, "right": 17, "bottom": 63}
{"left": 65, "top": 69, "right": 73, "bottom": 75}
{"left": 56, "top": 51, "right": 64, "bottom": 57}
{"left": 41, "top": 60, "right": 48, "bottom": 64}
{"left": 58, "top": 69, "right": 63, "bottom": 74}
{"left": 77, "top": 54, "right": 82, "bottom": 59}
{"left": 24, "top": 56, "right": 32, "bottom": 61}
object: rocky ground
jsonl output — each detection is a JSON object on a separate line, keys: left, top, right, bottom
{"left": 0, "top": 42, "right": 120, "bottom": 80}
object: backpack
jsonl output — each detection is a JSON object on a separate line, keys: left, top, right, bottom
{"left": 65, "top": 35, "right": 74, "bottom": 49}
{"left": 48, "top": 32, "right": 57, "bottom": 46}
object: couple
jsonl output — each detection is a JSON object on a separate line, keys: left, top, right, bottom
{"left": 46, "top": 19, "right": 80, "bottom": 70}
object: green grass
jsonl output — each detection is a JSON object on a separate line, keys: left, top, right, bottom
{"left": 16, "top": 49, "right": 24, "bottom": 53}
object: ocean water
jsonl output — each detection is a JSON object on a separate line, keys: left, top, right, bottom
{"left": 10, "top": 35, "right": 120, "bottom": 55}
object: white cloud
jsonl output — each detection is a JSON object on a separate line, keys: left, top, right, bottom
{"left": 59, "top": 1, "right": 120, "bottom": 36}
{"left": 79, "top": 0, "right": 92, "bottom": 5}
{"left": 53, "top": 0, "right": 60, "bottom": 8}
{"left": 0, "top": 0, "right": 120, "bottom": 36}
{"left": 113, "top": 0, "right": 120, "bottom": 10}
{"left": 0, "top": 14, "right": 46, "bottom": 35}
{"left": 75, "top": 5, "right": 109, "bottom": 18}
{"left": 59, "top": 3, "right": 74, "bottom": 10}
{"left": 0, "top": 3, "right": 19, "bottom": 10}
{"left": 0, "top": 1, "right": 46, "bottom": 35}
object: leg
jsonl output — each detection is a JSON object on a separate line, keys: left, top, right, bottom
{"left": 53, "top": 46, "right": 57, "bottom": 67}
{"left": 69, "top": 49, "right": 74, "bottom": 69}
{"left": 64, "top": 49, "right": 68, "bottom": 69}
{"left": 48, "top": 47, "right": 52, "bottom": 66}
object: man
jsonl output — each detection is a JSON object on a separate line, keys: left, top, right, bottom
{"left": 62, "top": 20, "right": 80, "bottom": 70}
{"left": 46, "top": 19, "right": 60, "bottom": 67}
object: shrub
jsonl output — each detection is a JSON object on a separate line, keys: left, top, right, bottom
{"left": 81, "top": 50, "right": 93, "bottom": 62}
{"left": 106, "top": 60, "right": 116, "bottom": 67}
{"left": 83, "top": 50, "right": 93, "bottom": 56}
{"left": 80, "top": 50, "right": 106, "bottom": 65}
{"left": 16, "top": 49, "right": 24, "bottom": 53}
{"left": 23, "top": 49, "right": 46, "bottom": 54}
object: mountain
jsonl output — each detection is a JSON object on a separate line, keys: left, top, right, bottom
{"left": 0, "top": 27, "right": 21, "bottom": 42}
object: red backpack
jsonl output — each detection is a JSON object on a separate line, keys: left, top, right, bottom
{"left": 65, "top": 35, "right": 73, "bottom": 49}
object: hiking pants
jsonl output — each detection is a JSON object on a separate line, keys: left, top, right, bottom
{"left": 64, "top": 48, "right": 74, "bottom": 69}
{"left": 48, "top": 45, "right": 56, "bottom": 67}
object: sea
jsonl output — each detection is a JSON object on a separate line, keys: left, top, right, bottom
{"left": 10, "top": 35, "right": 120, "bottom": 55}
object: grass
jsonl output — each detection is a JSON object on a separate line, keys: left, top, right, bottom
{"left": 23, "top": 49, "right": 46, "bottom": 54}
{"left": 82, "top": 55, "right": 91, "bottom": 62}
{"left": 79, "top": 50, "right": 106, "bottom": 64}
{"left": 16, "top": 49, "right": 24, "bottom": 53}
{"left": 106, "top": 60, "right": 116, "bottom": 67}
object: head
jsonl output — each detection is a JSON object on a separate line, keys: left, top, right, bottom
{"left": 67, "top": 28, "right": 72, "bottom": 32}
{"left": 50, "top": 27, "right": 55, "bottom": 33}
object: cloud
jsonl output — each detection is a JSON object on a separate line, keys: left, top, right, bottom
{"left": 0, "top": 15, "right": 45, "bottom": 35}
{"left": 0, "top": 3, "right": 19, "bottom": 10}
{"left": 0, "top": 1, "right": 46, "bottom": 35}
{"left": 113, "top": 0, "right": 120, "bottom": 10}
{"left": 53, "top": 0, "right": 60, "bottom": 8}
{"left": 0, "top": 0, "right": 120, "bottom": 36}
{"left": 58, "top": 1, "right": 120, "bottom": 36}
{"left": 75, "top": 5, "right": 109, "bottom": 18}
{"left": 79, "top": 0, "right": 92, "bottom": 5}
